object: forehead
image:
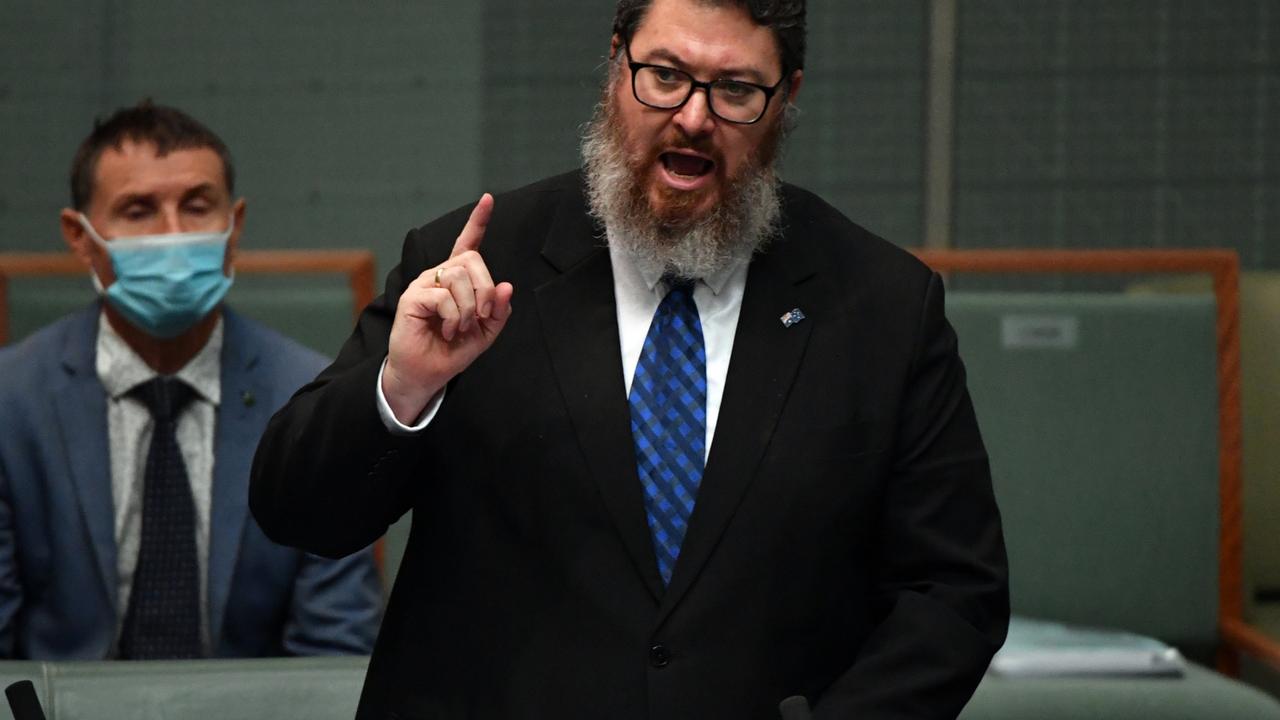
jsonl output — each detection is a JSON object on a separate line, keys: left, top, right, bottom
{"left": 91, "top": 140, "right": 228, "bottom": 206}
{"left": 629, "top": 0, "right": 781, "bottom": 74}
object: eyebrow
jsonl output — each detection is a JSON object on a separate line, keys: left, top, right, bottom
{"left": 639, "top": 47, "right": 772, "bottom": 85}
{"left": 108, "top": 183, "right": 221, "bottom": 214}
{"left": 109, "top": 193, "right": 157, "bottom": 213}
{"left": 180, "top": 183, "right": 219, "bottom": 202}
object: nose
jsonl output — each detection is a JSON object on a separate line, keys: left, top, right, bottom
{"left": 672, "top": 87, "right": 715, "bottom": 137}
{"left": 159, "top": 206, "right": 186, "bottom": 234}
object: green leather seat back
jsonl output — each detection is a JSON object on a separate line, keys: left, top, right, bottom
{"left": 225, "top": 274, "right": 357, "bottom": 358}
{"left": 947, "top": 292, "right": 1220, "bottom": 653}
{"left": 5, "top": 276, "right": 92, "bottom": 343}
{"left": 4, "top": 273, "right": 356, "bottom": 358}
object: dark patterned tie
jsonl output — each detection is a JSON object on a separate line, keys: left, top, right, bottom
{"left": 119, "top": 377, "right": 203, "bottom": 659}
{"left": 629, "top": 279, "right": 707, "bottom": 586}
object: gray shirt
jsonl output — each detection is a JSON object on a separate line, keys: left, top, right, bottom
{"left": 95, "top": 313, "right": 222, "bottom": 654}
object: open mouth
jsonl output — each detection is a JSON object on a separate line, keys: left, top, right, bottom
{"left": 661, "top": 151, "right": 715, "bottom": 178}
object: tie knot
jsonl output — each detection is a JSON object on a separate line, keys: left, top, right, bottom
{"left": 130, "top": 377, "right": 196, "bottom": 421}
{"left": 663, "top": 277, "right": 697, "bottom": 297}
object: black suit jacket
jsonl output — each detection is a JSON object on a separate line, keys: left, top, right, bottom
{"left": 251, "top": 171, "right": 1008, "bottom": 719}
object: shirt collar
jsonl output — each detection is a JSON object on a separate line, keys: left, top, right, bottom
{"left": 95, "top": 312, "right": 224, "bottom": 406}
{"left": 609, "top": 230, "right": 749, "bottom": 297}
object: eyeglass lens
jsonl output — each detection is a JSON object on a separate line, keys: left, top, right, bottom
{"left": 633, "top": 66, "right": 768, "bottom": 124}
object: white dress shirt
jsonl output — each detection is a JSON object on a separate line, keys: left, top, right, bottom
{"left": 608, "top": 243, "right": 748, "bottom": 461}
{"left": 96, "top": 313, "right": 221, "bottom": 653}
{"left": 377, "top": 238, "right": 750, "bottom": 461}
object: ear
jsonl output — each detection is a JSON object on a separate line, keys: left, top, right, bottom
{"left": 224, "top": 197, "right": 246, "bottom": 275}
{"left": 785, "top": 69, "right": 804, "bottom": 105}
{"left": 60, "top": 207, "right": 113, "bottom": 283}
{"left": 609, "top": 33, "right": 621, "bottom": 61}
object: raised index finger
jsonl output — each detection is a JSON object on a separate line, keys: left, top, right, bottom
{"left": 450, "top": 193, "right": 494, "bottom": 258}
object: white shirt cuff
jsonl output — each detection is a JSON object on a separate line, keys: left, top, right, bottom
{"left": 376, "top": 357, "right": 444, "bottom": 435}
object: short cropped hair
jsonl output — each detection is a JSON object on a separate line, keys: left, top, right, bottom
{"left": 69, "top": 100, "right": 235, "bottom": 211}
{"left": 612, "top": 0, "right": 806, "bottom": 73}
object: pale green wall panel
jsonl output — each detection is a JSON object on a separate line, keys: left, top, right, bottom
{"left": 955, "top": 0, "right": 1279, "bottom": 267}
{"left": 0, "top": 2, "right": 107, "bottom": 252}
{"left": 0, "top": 1, "right": 484, "bottom": 280}
{"left": 780, "top": 0, "right": 927, "bottom": 245}
{"left": 477, "top": 0, "right": 928, "bottom": 245}
{"left": 479, "top": 0, "right": 614, "bottom": 193}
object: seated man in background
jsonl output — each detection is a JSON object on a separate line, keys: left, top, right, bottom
{"left": 0, "top": 101, "right": 381, "bottom": 660}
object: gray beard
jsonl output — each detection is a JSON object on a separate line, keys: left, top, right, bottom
{"left": 580, "top": 96, "right": 786, "bottom": 281}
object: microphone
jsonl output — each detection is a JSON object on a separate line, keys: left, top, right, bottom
{"left": 5, "top": 680, "right": 48, "bottom": 720}
{"left": 778, "top": 694, "right": 813, "bottom": 720}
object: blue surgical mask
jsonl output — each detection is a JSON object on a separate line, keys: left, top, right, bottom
{"left": 79, "top": 214, "right": 235, "bottom": 338}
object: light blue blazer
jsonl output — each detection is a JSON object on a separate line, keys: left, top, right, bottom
{"left": 0, "top": 304, "right": 381, "bottom": 659}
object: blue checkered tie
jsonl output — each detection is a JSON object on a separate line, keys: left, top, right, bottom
{"left": 629, "top": 279, "right": 706, "bottom": 586}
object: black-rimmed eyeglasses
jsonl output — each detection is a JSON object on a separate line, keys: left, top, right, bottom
{"left": 623, "top": 44, "right": 786, "bottom": 125}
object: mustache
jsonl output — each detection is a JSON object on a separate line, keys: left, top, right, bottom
{"left": 649, "top": 132, "right": 721, "bottom": 166}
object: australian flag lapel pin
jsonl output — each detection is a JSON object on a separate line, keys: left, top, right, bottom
{"left": 780, "top": 307, "right": 806, "bottom": 328}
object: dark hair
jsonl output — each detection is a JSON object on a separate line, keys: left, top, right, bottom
{"left": 69, "top": 100, "right": 235, "bottom": 210}
{"left": 612, "top": 0, "right": 806, "bottom": 73}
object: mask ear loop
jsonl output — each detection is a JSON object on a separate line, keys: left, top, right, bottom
{"left": 76, "top": 213, "right": 108, "bottom": 243}
{"left": 222, "top": 211, "right": 236, "bottom": 283}
{"left": 78, "top": 213, "right": 114, "bottom": 296}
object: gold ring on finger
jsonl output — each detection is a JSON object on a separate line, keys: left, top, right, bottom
{"left": 435, "top": 266, "right": 444, "bottom": 287}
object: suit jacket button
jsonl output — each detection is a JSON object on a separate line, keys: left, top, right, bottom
{"left": 649, "top": 644, "right": 671, "bottom": 668}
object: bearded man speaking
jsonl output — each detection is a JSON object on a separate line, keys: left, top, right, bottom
{"left": 251, "top": 1, "right": 1009, "bottom": 718}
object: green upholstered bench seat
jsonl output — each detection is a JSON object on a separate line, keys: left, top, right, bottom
{"left": 5, "top": 655, "right": 1277, "bottom": 719}
{"left": 0, "top": 661, "right": 46, "bottom": 713}
{"left": 962, "top": 662, "right": 1280, "bottom": 719}
{"left": 1, "top": 656, "right": 368, "bottom": 720}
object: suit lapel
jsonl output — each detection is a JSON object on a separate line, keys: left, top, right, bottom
{"left": 53, "top": 307, "right": 118, "bottom": 612}
{"left": 531, "top": 178, "right": 823, "bottom": 609}
{"left": 657, "top": 231, "right": 820, "bottom": 623}
{"left": 207, "top": 311, "right": 266, "bottom": 646}
{"left": 534, "top": 193, "right": 665, "bottom": 603}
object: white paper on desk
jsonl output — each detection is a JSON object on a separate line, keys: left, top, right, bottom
{"left": 988, "top": 616, "right": 1186, "bottom": 678}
